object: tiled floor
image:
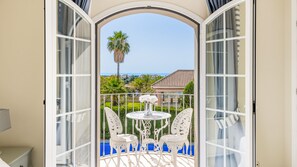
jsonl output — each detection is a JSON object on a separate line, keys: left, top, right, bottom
{"left": 100, "top": 152, "right": 194, "bottom": 167}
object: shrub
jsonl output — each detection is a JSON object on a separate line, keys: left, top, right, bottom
{"left": 101, "top": 76, "right": 127, "bottom": 105}
{"left": 183, "top": 81, "right": 194, "bottom": 107}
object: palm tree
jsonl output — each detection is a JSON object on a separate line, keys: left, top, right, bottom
{"left": 107, "top": 31, "right": 130, "bottom": 79}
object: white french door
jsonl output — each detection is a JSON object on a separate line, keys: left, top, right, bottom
{"left": 45, "top": 0, "right": 96, "bottom": 166}
{"left": 200, "top": 0, "right": 252, "bottom": 167}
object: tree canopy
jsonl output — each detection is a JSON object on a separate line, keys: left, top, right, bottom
{"left": 107, "top": 31, "right": 130, "bottom": 60}
{"left": 131, "top": 75, "right": 163, "bottom": 93}
{"left": 183, "top": 81, "right": 194, "bottom": 107}
{"left": 100, "top": 76, "right": 127, "bottom": 94}
{"left": 183, "top": 81, "right": 194, "bottom": 94}
{"left": 107, "top": 31, "right": 130, "bottom": 79}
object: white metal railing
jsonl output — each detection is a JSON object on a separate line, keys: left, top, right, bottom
{"left": 99, "top": 92, "right": 195, "bottom": 158}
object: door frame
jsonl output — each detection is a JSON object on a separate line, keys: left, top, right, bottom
{"left": 200, "top": 0, "right": 254, "bottom": 166}
{"left": 92, "top": 2, "right": 203, "bottom": 166}
{"left": 45, "top": 0, "right": 256, "bottom": 166}
{"left": 45, "top": 0, "right": 96, "bottom": 166}
{"left": 292, "top": 0, "right": 297, "bottom": 166}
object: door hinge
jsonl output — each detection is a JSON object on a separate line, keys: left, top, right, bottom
{"left": 43, "top": 100, "right": 46, "bottom": 105}
{"left": 252, "top": 101, "right": 256, "bottom": 114}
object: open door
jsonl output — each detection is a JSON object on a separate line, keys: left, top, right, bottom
{"left": 45, "top": 0, "right": 96, "bottom": 166}
{"left": 200, "top": 0, "right": 253, "bottom": 166}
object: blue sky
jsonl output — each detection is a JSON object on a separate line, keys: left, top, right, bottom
{"left": 100, "top": 13, "right": 194, "bottom": 75}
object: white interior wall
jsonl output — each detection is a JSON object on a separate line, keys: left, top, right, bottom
{"left": 284, "top": 0, "right": 292, "bottom": 166}
{"left": 256, "top": 0, "right": 292, "bottom": 166}
{"left": 0, "top": 0, "right": 44, "bottom": 167}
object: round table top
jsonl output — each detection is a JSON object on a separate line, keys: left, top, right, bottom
{"left": 126, "top": 111, "right": 171, "bottom": 121}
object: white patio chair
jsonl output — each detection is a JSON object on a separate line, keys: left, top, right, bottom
{"left": 104, "top": 107, "right": 139, "bottom": 167}
{"left": 158, "top": 108, "right": 193, "bottom": 167}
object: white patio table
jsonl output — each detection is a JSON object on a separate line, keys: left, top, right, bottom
{"left": 126, "top": 111, "right": 171, "bottom": 154}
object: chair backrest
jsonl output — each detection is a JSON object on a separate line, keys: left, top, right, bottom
{"left": 171, "top": 108, "right": 193, "bottom": 137}
{"left": 104, "top": 107, "right": 123, "bottom": 138}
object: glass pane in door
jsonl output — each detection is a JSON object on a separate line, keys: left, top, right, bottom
{"left": 76, "top": 41, "right": 91, "bottom": 74}
{"left": 75, "top": 145, "right": 91, "bottom": 166}
{"left": 203, "top": 1, "right": 248, "bottom": 167}
{"left": 206, "top": 15, "right": 224, "bottom": 41}
{"left": 57, "top": 1, "right": 74, "bottom": 36}
{"left": 225, "top": 3, "right": 246, "bottom": 38}
{"left": 57, "top": 38, "right": 73, "bottom": 74}
{"left": 226, "top": 39, "right": 245, "bottom": 74}
{"left": 206, "top": 77, "right": 224, "bottom": 110}
{"left": 75, "top": 14, "right": 91, "bottom": 40}
{"left": 55, "top": 0, "right": 93, "bottom": 166}
{"left": 226, "top": 77, "right": 245, "bottom": 112}
{"left": 76, "top": 76, "right": 91, "bottom": 110}
{"left": 206, "top": 110, "right": 224, "bottom": 146}
{"left": 206, "top": 144, "right": 224, "bottom": 167}
{"left": 56, "top": 152, "right": 73, "bottom": 167}
{"left": 56, "top": 115, "right": 73, "bottom": 155}
{"left": 206, "top": 42, "right": 224, "bottom": 74}
{"left": 75, "top": 111, "right": 91, "bottom": 147}
{"left": 56, "top": 77, "right": 73, "bottom": 114}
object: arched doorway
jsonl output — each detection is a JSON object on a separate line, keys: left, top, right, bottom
{"left": 95, "top": 7, "right": 201, "bottom": 167}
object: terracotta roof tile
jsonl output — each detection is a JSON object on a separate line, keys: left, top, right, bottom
{"left": 152, "top": 70, "right": 194, "bottom": 88}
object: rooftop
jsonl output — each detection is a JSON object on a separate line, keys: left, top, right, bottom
{"left": 152, "top": 70, "right": 194, "bottom": 88}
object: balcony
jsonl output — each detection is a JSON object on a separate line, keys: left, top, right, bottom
{"left": 99, "top": 93, "right": 195, "bottom": 166}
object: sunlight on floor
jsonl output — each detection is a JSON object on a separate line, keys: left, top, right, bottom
{"left": 100, "top": 152, "right": 194, "bottom": 167}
